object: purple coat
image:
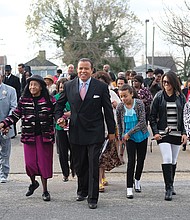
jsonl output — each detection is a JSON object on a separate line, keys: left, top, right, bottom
{"left": 3, "top": 96, "right": 56, "bottom": 144}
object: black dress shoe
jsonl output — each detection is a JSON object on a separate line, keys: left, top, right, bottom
{"left": 76, "top": 195, "right": 86, "bottom": 201}
{"left": 172, "top": 191, "right": 176, "bottom": 195}
{"left": 63, "top": 177, "right": 69, "bottom": 182}
{"left": 26, "top": 181, "right": 39, "bottom": 196}
{"left": 42, "top": 191, "right": 51, "bottom": 201}
{"left": 88, "top": 203, "right": 97, "bottom": 209}
{"left": 71, "top": 170, "right": 75, "bottom": 178}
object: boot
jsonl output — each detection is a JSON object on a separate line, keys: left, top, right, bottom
{"left": 171, "top": 164, "right": 176, "bottom": 195}
{"left": 162, "top": 164, "right": 173, "bottom": 201}
{"left": 182, "top": 144, "right": 186, "bottom": 151}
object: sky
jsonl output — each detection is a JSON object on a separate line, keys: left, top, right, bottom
{"left": 130, "top": 0, "right": 187, "bottom": 65}
{"left": 0, "top": 0, "right": 187, "bottom": 72}
{"left": 0, "top": 0, "right": 35, "bottom": 71}
{"left": 0, "top": 0, "right": 58, "bottom": 72}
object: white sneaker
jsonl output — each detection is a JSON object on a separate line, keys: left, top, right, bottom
{"left": 0, "top": 177, "right": 7, "bottom": 183}
{"left": 127, "top": 188, "right": 133, "bottom": 199}
{"left": 134, "top": 179, "right": 141, "bottom": 192}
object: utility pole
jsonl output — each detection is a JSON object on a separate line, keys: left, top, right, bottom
{"left": 145, "top": 19, "right": 149, "bottom": 72}
{"left": 152, "top": 26, "right": 155, "bottom": 69}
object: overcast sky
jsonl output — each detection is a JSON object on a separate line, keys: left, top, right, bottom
{"left": 130, "top": 0, "right": 187, "bottom": 65}
{"left": 0, "top": 0, "right": 187, "bottom": 71}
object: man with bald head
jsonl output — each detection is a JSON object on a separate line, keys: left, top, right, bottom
{"left": 59, "top": 64, "right": 77, "bottom": 80}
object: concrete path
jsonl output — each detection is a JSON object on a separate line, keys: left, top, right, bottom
{"left": 0, "top": 132, "right": 190, "bottom": 220}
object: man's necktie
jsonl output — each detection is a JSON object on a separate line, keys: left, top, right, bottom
{"left": 80, "top": 82, "right": 86, "bottom": 100}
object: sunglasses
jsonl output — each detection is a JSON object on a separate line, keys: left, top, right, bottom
{"left": 163, "top": 80, "right": 170, "bottom": 85}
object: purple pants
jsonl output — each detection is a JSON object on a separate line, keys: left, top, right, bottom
{"left": 24, "top": 135, "right": 53, "bottom": 179}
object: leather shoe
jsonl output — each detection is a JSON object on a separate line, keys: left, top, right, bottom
{"left": 26, "top": 180, "right": 39, "bottom": 196}
{"left": 42, "top": 191, "right": 51, "bottom": 201}
{"left": 76, "top": 195, "right": 86, "bottom": 201}
{"left": 63, "top": 177, "right": 69, "bottom": 182}
{"left": 88, "top": 203, "right": 97, "bottom": 209}
{"left": 71, "top": 170, "right": 75, "bottom": 178}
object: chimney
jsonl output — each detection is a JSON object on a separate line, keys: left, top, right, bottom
{"left": 38, "top": 50, "right": 46, "bottom": 61}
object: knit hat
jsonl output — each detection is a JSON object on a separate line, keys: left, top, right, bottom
{"left": 134, "top": 75, "right": 144, "bottom": 84}
{"left": 27, "top": 74, "right": 46, "bottom": 87}
{"left": 44, "top": 74, "right": 54, "bottom": 83}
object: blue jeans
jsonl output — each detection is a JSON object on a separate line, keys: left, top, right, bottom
{"left": 0, "top": 136, "right": 11, "bottom": 179}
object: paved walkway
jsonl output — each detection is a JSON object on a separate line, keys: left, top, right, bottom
{"left": 9, "top": 134, "right": 190, "bottom": 175}
{"left": 1, "top": 133, "right": 190, "bottom": 220}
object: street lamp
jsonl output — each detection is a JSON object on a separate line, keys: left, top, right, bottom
{"left": 145, "top": 19, "right": 149, "bottom": 72}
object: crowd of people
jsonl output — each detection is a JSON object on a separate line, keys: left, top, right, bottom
{"left": 0, "top": 60, "right": 189, "bottom": 209}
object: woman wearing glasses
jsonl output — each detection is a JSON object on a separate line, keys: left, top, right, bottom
{"left": 150, "top": 71, "right": 187, "bottom": 201}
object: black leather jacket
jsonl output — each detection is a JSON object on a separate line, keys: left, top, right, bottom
{"left": 150, "top": 90, "right": 186, "bottom": 135}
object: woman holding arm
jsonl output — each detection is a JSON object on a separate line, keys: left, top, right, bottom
{"left": 0, "top": 75, "right": 56, "bottom": 201}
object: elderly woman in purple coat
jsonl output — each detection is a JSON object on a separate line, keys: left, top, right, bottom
{"left": 0, "top": 75, "right": 56, "bottom": 202}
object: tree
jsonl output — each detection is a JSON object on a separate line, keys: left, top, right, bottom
{"left": 159, "top": 1, "right": 190, "bottom": 79}
{"left": 26, "top": 0, "right": 141, "bottom": 71}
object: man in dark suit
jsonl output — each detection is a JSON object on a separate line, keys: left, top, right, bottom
{"left": 55, "top": 58, "right": 115, "bottom": 209}
{"left": 3, "top": 65, "right": 21, "bottom": 101}
{"left": 3, "top": 65, "right": 21, "bottom": 137}
{"left": 144, "top": 68, "right": 154, "bottom": 87}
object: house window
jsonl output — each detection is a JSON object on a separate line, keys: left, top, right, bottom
{"left": 40, "top": 71, "right": 47, "bottom": 77}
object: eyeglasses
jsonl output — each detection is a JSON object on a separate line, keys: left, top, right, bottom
{"left": 163, "top": 80, "right": 170, "bottom": 85}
